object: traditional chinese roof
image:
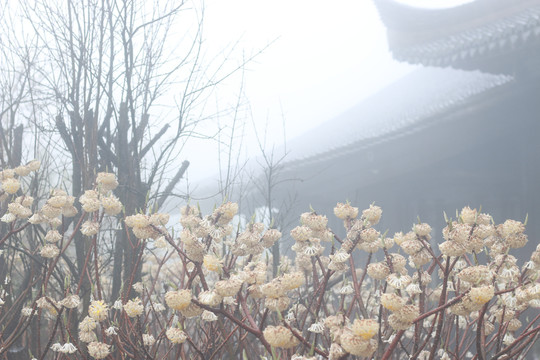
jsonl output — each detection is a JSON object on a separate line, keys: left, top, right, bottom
{"left": 373, "top": 0, "right": 540, "bottom": 73}
{"left": 279, "top": 67, "right": 511, "bottom": 172}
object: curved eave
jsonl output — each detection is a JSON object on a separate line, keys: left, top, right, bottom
{"left": 275, "top": 75, "right": 514, "bottom": 191}
{"left": 278, "top": 69, "right": 512, "bottom": 171}
{"left": 373, "top": 0, "right": 535, "bottom": 34}
{"left": 374, "top": 0, "right": 540, "bottom": 71}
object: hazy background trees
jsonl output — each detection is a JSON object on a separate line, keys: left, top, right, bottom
{"left": 0, "top": 0, "right": 253, "bottom": 354}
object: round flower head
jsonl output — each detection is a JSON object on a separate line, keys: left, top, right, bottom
{"left": 166, "top": 328, "right": 187, "bottom": 344}
{"left": 79, "top": 190, "right": 101, "bottom": 213}
{"left": 201, "top": 310, "right": 218, "bottom": 322}
{"left": 198, "top": 291, "right": 223, "bottom": 307}
{"left": 47, "top": 195, "right": 69, "bottom": 208}
{"left": 334, "top": 202, "right": 359, "bottom": 220}
{"left": 79, "top": 316, "right": 98, "bottom": 332}
{"left": 360, "top": 228, "right": 380, "bottom": 243}
{"left": 362, "top": 204, "right": 382, "bottom": 226}
{"left": 79, "top": 331, "right": 97, "bottom": 343}
{"left": 400, "top": 239, "right": 423, "bottom": 255}
{"left": 507, "top": 318, "right": 522, "bottom": 332}
{"left": 62, "top": 205, "right": 78, "bottom": 217}
{"left": 214, "top": 276, "right": 243, "bottom": 297}
{"left": 388, "top": 253, "right": 407, "bottom": 272}
{"left": 150, "top": 213, "right": 170, "bottom": 226}
{"left": 101, "top": 195, "right": 123, "bottom": 215}
{"left": 81, "top": 221, "right": 99, "bottom": 236}
{"left": 59, "top": 294, "right": 81, "bottom": 309}
{"left": 330, "top": 251, "right": 350, "bottom": 263}
{"left": 14, "top": 165, "right": 31, "bottom": 177}
{"left": 394, "top": 304, "right": 419, "bottom": 323}
{"left": 458, "top": 265, "right": 491, "bottom": 285}
{"left": 124, "top": 298, "right": 144, "bottom": 317}
{"left": 388, "top": 313, "right": 414, "bottom": 330}
{"left": 143, "top": 334, "right": 155, "bottom": 346}
{"left": 506, "top": 233, "right": 528, "bottom": 249}
{"left": 87, "top": 341, "right": 110, "bottom": 359}
{"left": 290, "top": 226, "right": 312, "bottom": 242}
{"left": 439, "top": 241, "right": 467, "bottom": 257}
{"left": 386, "top": 273, "right": 412, "bottom": 290}
{"left": 469, "top": 285, "right": 494, "bottom": 305}
{"left": 262, "top": 228, "right": 281, "bottom": 248}
{"left": 21, "top": 307, "right": 33, "bottom": 317}
{"left": 261, "top": 279, "right": 286, "bottom": 299}
{"left": 351, "top": 319, "right": 379, "bottom": 340}
{"left": 281, "top": 271, "right": 304, "bottom": 290}
{"left": 132, "top": 226, "right": 157, "bottom": 239}
{"left": 214, "top": 201, "right": 238, "bottom": 224}
{"left": 367, "top": 262, "right": 390, "bottom": 280}
{"left": 265, "top": 296, "right": 290, "bottom": 312}
{"left": 380, "top": 293, "right": 405, "bottom": 312}
{"left": 0, "top": 169, "right": 15, "bottom": 179}
{"left": 2, "top": 178, "right": 20, "bottom": 194}
{"left": 26, "top": 160, "right": 41, "bottom": 171}
{"left": 411, "top": 249, "right": 431, "bottom": 267}
{"left": 1, "top": 213, "right": 16, "bottom": 223}
{"left": 413, "top": 223, "right": 432, "bottom": 237}
{"left": 460, "top": 206, "right": 477, "bottom": 225}
{"left": 104, "top": 326, "right": 117, "bottom": 336}
{"left": 8, "top": 202, "right": 32, "bottom": 218}
{"left": 341, "top": 329, "right": 378, "bottom": 357}
{"left": 88, "top": 300, "right": 108, "bottom": 321}
{"left": 125, "top": 214, "right": 150, "bottom": 228}
{"left": 500, "top": 219, "right": 525, "bottom": 238}
{"left": 40, "top": 244, "right": 60, "bottom": 258}
{"left": 15, "top": 195, "right": 34, "bottom": 207}
{"left": 96, "top": 172, "right": 118, "bottom": 192}
{"left": 263, "top": 325, "right": 300, "bottom": 349}
{"left": 300, "top": 212, "right": 328, "bottom": 231}
{"left": 203, "top": 254, "right": 222, "bottom": 272}
{"left": 165, "top": 289, "right": 191, "bottom": 311}
{"left": 179, "top": 302, "right": 203, "bottom": 318}
{"left": 180, "top": 205, "right": 199, "bottom": 217}
{"left": 36, "top": 296, "right": 59, "bottom": 315}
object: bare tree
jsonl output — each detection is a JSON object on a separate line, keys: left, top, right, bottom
{"left": 0, "top": 3, "right": 252, "bottom": 354}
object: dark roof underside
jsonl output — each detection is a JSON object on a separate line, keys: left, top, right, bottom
{"left": 373, "top": 0, "right": 540, "bottom": 72}
{"left": 279, "top": 67, "right": 511, "bottom": 172}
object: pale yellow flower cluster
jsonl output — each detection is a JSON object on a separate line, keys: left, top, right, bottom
{"left": 439, "top": 207, "right": 495, "bottom": 256}
{"left": 79, "top": 316, "right": 98, "bottom": 343}
{"left": 59, "top": 294, "right": 81, "bottom": 309}
{"left": 0, "top": 161, "right": 39, "bottom": 198}
{"left": 322, "top": 314, "right": 378, "bottom": 357}
{"left": 124, "top": 298, "right": 144, "bottom": 317}
{"left": 263, "top": 325, "right": 300, "bottom": 349}
{"left": 36, "top": 296, "right": 59, "bottom": 316}
{"left": 124, "top": 212, "right": 169, "bottom": 239}
{"left": 166, "top": 327, "right": 187, "bottom": 344}
{"left": 165, "top": 289, "right": 192, "bottom": 311}
{"left": 96, "top": 172, "right": 118, "bottom": 193}
{"left": 88, "top": 300, "right": 108, "bottom": 322}
{"left": 230, "top": 222, "right": 268, "bottom": 256}
{"left": 290, "top": 211, "right": 333, "bottom": 272}
{"left": 334, "top": 202, "right": 359, "bottom": 220}
{"left": 87, "top": 341, "right": 110, "bottom": 359}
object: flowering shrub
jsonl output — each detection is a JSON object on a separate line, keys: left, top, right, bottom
{"left": 0, "top": 168, "right": 539, "bottom": 359}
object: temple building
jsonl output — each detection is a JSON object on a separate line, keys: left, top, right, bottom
{"left": 251, "top": 0, "right": 540, "bottom": 255}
